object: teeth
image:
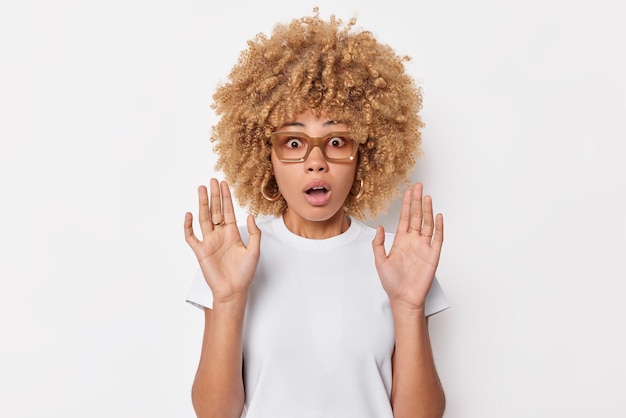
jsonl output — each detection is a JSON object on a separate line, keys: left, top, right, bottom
{"left": 306, "top": 186, "right": 326, "bottom": 194}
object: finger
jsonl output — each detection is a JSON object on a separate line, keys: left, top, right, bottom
{"left": 396, "top": 188, "right": 413, "bottom": 234}
{"left": 220, "top": 181, "right": 237, "bottom": 226}
{"left": 421, "top": 194, "right": 435, "bottom": 239}
{"left": 372, "top": 225, "right": 388, "bottom": 264}
{"left": 432, "top": 213, "right": 444, "bottom": 249}
{"left": 246, "top": 214, "right": 262, "bottom": 255}
{"left": 184, "top": 211, "right": 200, "bottom": 248}
{"left": 197, "top": 185, "right": 212, "bottom": 236}
{"left": 409, "top": 182, "right": 424, "bottom": 233}
{"left": 209, "top": 178, "right": 223, "bottom": 225}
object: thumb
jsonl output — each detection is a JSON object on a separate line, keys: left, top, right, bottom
{"left": 372, "top": 225, "right": 387, "bottom": 262}
{"left": 246, "top": 214, "right": 262, "bottom": 254}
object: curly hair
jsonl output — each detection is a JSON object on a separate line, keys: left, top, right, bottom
{"left": 211, "top": 8, "right": 424, "bottom": 220}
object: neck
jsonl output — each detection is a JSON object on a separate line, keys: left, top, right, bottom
{"left": 282, "top": 210, "right": 350, "bottom": 239}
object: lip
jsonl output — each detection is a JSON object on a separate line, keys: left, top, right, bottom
{"left": 303, "top": 180, "right": 332, "bottom": 206}
{"left": 302, "top": 180, "right": 332, "bottom": 193}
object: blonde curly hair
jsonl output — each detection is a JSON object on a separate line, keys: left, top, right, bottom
{"left": 211, "top": 9, "right": 424, "bottom": 220}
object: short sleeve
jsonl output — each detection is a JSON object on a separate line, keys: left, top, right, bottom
{"left": 187, "top": 269, "right": 450, "bottom": 315}
{"left": 186, "top": 269, "right": 214, "bottom": 310}
{"left": 424, "top": 276, "right": 449, "bottom": 316}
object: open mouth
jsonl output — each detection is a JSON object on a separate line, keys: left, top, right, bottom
{"left": 305, "top": 186, "right": 328, "bottom": 196}
{"left": 303, "top": 181, "right": 332, "bottom": 206}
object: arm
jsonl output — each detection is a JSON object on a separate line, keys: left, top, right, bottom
{"left": 389, "top": 310, "right": 445, "bottom": 417}
{"left": 372, "top": 183, "right": 445, "bottom": 418}
{"left": 184, "top": 179, "right": 261, "bottom": 418}
{"left": 192, "top": 300, "right": 247, "bottom": 418}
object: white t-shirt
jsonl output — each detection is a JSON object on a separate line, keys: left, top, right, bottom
{"left": 187, "top": 216, "right": 449, "bottom": 418}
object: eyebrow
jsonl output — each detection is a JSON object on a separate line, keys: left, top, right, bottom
{"left": 281, "top": 120, "right": 343, "bottom": 128}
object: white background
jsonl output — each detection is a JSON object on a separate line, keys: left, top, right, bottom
{"left": 1, "top": 0, "right": 625, "bottom": 417}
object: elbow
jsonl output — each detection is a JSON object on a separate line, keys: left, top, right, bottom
{"left": 191, "top": 382, "right": 209, "bottom": 418}
{"left": 191, "top": 381, "right": 244, "bottom": 418}
{"left": 436, "top": 396, "right": 446, "bottom": 418}
{"left": 426, "top": 385, "right": 446, "bottom": 418}
{"left": 392, "top": 387, "right": 446, "bottom": 418}
{"left": 429, "top": 387, "right": 446, "bottom": 418}
{"left": 190, "top": 381, "right": 216, "bottom": 418}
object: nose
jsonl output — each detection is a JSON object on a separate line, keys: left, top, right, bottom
{"left": 305, "top": 144, "right": 328, "bottom": 172}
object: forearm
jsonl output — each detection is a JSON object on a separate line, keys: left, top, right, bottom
{"left": 192, "top": 296, "right": 248, "bottom": 418}
{"left": 390, "top": 304, "right": 445, "bottom": 418}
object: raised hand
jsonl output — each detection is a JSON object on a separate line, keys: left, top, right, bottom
{"left": 184, "top": 178, "right": 261, "bottom": 304}
{"left": 372, "top": 183, "right": 444, "bottom": 311}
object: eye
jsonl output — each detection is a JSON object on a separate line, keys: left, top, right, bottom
{"left": 286, "top": 137, "right": 304, "bottom": 149}
{"left": 328, "top": 136, "right": 348, "bottom": 148}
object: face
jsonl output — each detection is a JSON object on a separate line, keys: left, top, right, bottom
{"left": 271, "top": 109, "right": 358, "bottom": 231}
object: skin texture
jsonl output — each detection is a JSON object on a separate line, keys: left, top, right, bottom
{"left": 184, "top": 111, "right": 445, "bottom": 417}
{"left": 272, "top": 110, "right": 357, "bottom": 238}
{"left": 372, "top": 183, "right": 446, "bottom": 417}
{"left": 184, "top": 180, "right": 260, "bottom": 418}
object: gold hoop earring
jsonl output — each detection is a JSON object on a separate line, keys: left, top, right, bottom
{"left": 351, "top": 178, "right": 364, "bottom": 200}
{"left": 261, "top": 179, "right": 282, "bottom": 202}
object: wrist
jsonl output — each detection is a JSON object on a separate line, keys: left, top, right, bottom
{"left": 389, "top": 299, "right": 427, "bottom": 319}
{"left": 212, "top": 291, "right": 249, "bottom": 312}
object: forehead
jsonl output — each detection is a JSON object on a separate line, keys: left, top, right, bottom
{"left": 278, "top": 109, "right": 347, "bottom": 131}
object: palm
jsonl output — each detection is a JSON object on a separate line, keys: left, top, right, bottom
{"left": 372, "top": 183, "right": 444, "bottom": 309}
{"left": 184, "top": 179, "right": 261, "bottom": 303}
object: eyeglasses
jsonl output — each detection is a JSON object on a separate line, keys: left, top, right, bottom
{"left": 270, "top": 131, "right": 358, "bottom": 163}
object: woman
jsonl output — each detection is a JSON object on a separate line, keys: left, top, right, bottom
{"left": 184, "top": 9, "right": 449, "bottom": 418}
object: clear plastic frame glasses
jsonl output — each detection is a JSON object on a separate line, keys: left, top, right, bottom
{"left": 270, "top": 131, "right": 358, "bottom": 163}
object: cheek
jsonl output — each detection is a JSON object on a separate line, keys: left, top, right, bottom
{"left": 271, "top": 159, "right": 295, "bottom": 193}
{"left": 335, "top": 164, "right": 358, "bottom": 193}
{"left": 273, "top": 170, "right": 292, "bottom": 191}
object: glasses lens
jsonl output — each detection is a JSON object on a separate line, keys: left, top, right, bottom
{"left": 323, "top": 134, "right": 354, "bottom": 159}
{"left": 273, "top": 133, "right": 309, "bottom": 160}
{"left": 272, "top": 132, "right": 355, "bottom": 161}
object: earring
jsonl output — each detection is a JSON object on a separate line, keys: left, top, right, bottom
{"left": 261, "top": 178, "right": 282, "bottom": 202}
{"left": 351, "top": 178, "right": 364, "bottom": 200}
